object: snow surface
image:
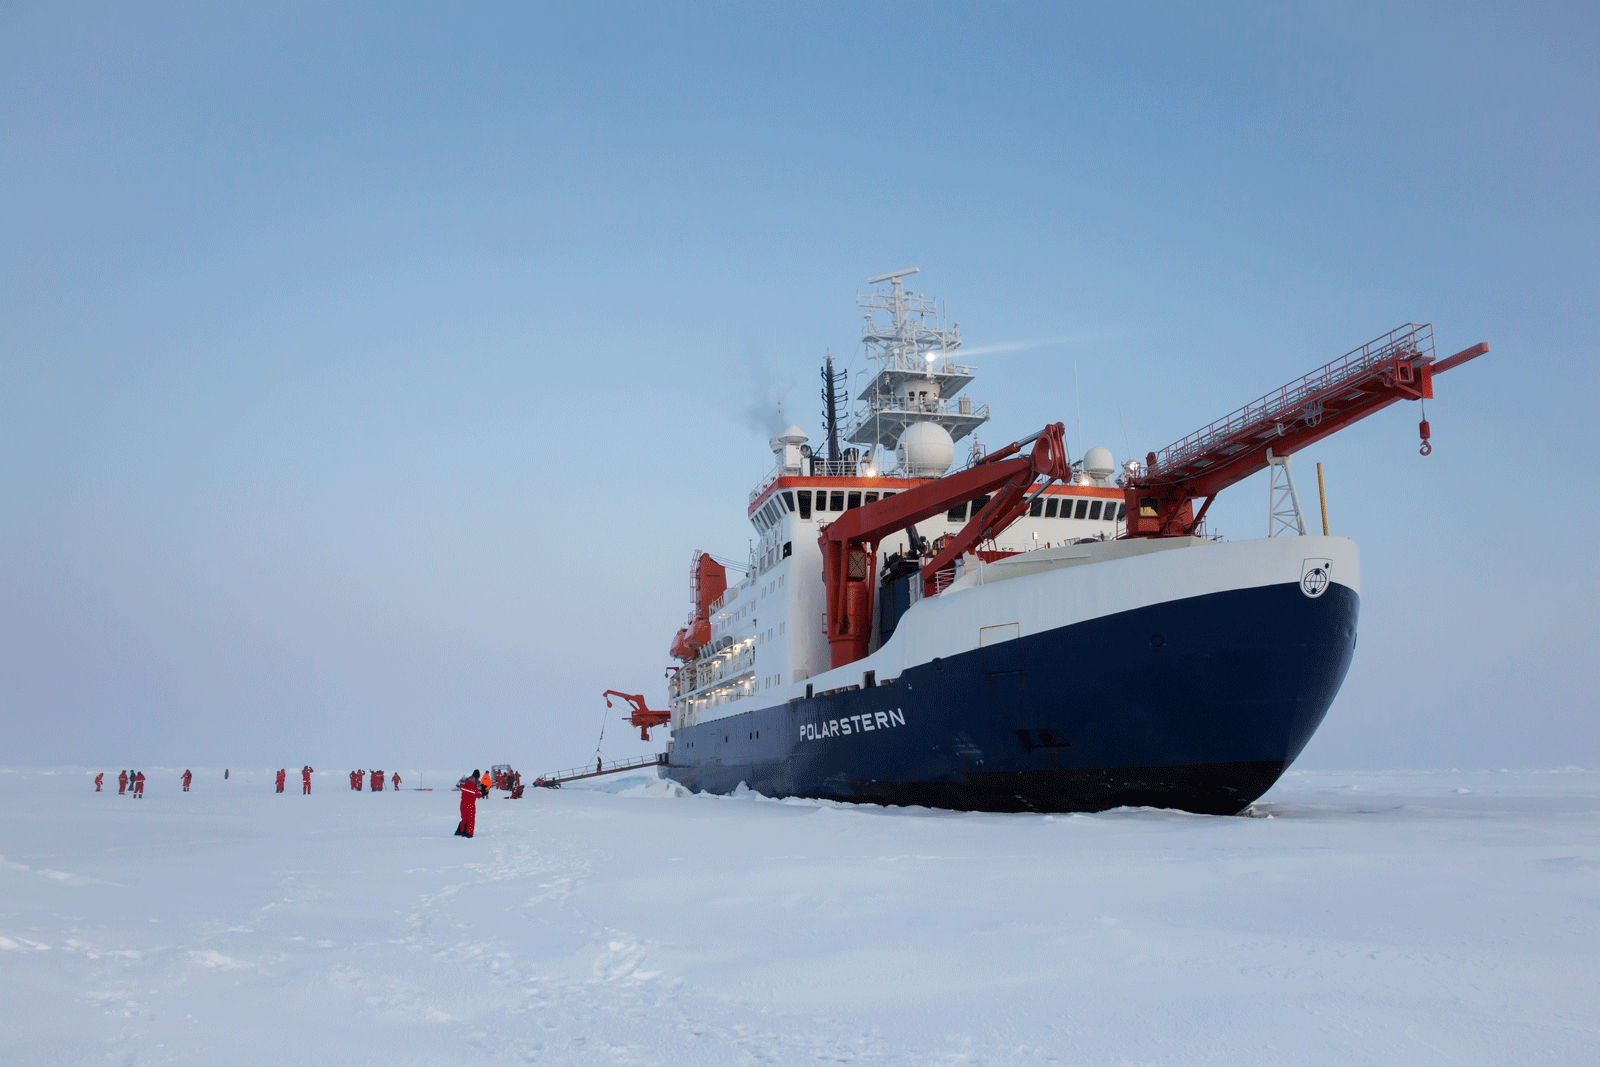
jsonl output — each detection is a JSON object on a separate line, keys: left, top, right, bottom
{"left": 2, "top": 766, "right": 1597, "bottom": 1065}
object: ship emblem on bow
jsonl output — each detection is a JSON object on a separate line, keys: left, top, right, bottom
{"left": 1300, "top": 558, "right": 1333, "bottom": 598}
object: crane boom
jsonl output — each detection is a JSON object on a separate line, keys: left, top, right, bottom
{"left": 818, "top": 423, "right": 1071, "bottom": 668}
{"left": 1124, "top": 323, "right": 1489, "bottom": 538}
{"left": 602, "top": 690, "right": 670, "bottom": 741}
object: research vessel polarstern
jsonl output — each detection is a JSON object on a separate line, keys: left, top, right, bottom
{"left": 609, "top": 270, "right": 1487, "bottom": 815}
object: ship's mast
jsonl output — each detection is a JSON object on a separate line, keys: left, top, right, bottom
{"left": 821, "top": 351, "right": 845, "bottom": 464}
{"left": 848, "top": 269, "right": 989, "bottom": 460}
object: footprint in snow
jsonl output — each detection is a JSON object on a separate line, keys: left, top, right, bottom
{"left": 592, "top": 936, "right": 656, "bottom": 982}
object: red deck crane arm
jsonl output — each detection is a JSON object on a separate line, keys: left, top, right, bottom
{"left": 818, "top": 423, "right": 1071, "bottom": 669}
{"left": 603, "top": 690, "right": 671, "bottom": 742}
{"left": 1125, "top": 326, "right": 1487, "bottom": 538}
{"left": 917, "top": 423, "right": 1073, "bottom": 593}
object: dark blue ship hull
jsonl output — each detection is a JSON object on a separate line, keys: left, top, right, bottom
{"left": 662, "top": 581, "right": 1358, "bottom": 815}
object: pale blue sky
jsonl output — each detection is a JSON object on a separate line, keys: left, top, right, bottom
{"left": 3, "top": 2, "right": 1596, "bottom": 772}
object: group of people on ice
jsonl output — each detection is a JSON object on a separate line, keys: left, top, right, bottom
{"left": 90, "top": 765, "right": 530, "bottom": 842}
{"left": 350, "top": 769, "right": 400, "bottom": 791}
{"left": 274, "top": 766, "right": 314, "bottom": 793}
{"left": 94, "top": 769, "right": 199, "bottom": 795}
{"left": 97, "top": 770, "right": 149, "bottom": 796}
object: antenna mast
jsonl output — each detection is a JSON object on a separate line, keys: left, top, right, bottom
{"left": 821, "top": 351, "right": 846, "bottom": 464}
{"left": 847, "top": 270, "right": 989, "bottom": 458}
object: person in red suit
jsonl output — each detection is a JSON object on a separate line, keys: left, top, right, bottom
{"left": 95, "top": 772, "right": 104, "bottom": 792}
{"left": 133, "top": 771, "right": 145, "bottom": 798}
{"left": 181, "top": 769, "right": 192, "bottom": 792}
{"left": 456, "top": 771, "right": 482, "bottom": 838}
{"left": 276, "top": 768, "right": 286, "bottom": 793}
{"left": 350, "top": 770, "right": 360, "bottom": 790}
{"left": 391, "top": 772, "right": 400, "bottom": 790}
{"left": 370, "top": 769, "right": 382, "bottom": 792}
{"left": 301, "top": 766, "right": 313, "bottom": 794}
{"left": 118, "top": 770, "right": 128, "bottom": 795}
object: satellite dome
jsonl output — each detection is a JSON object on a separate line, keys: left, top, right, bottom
{"left": 1083, "top": 446, "right": 1115, "bottom": 486}
{"left": 897, "top": 422, "right": 955, "bottom": 478}
{"left": 769, "top": 424, "right": 809, "bottom": 452}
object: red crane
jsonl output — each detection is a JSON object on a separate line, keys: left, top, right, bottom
{"left": 815, "top": 323, "right": 1487, "bottom": 671}
{"left": 603, "top": 690, "right": 671, "bottom": 741}
{"left": 818, "top": 423, "right": 1073, "bottom": 668}
{"left": 1122, "top": 323, "right": 1488, "bottom": 537}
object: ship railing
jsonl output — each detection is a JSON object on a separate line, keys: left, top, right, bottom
{"left": 750, "top": 468, "right": 781, "bottom": 502}
{"left": 1152, "top": 324, "right": 1434, "bottom": 476}
{"left": 752, "top": 456, "right": 857, "bottom": 502}
{"left": 859, "top": 396, "right": 988, "bottom": 420}
{"left": 869, "top": 352, "right": 977, "bottom": 378}
{"left": 532, "top": 753, "right": 665, "bottom": 788}
{"left": 807, "top": 458, "right": 861, "bottom": 477}
{"left": 675, "top": 646, "right": 756, "bottom": 697}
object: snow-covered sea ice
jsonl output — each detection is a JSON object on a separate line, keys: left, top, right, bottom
{"left": 1, "top": 766, "right": 1596, "bottom": 1065}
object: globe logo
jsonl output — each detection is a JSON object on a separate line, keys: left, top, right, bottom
{"left": 1300, "top": 565, "right": 1330, "bottom": 598}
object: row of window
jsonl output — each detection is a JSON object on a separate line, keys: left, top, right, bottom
{"left": 1043, "top": 497, "right": 1123, "bottom": 521}
{"left": 943, "top": 495, "right": 1125, "bottom": 522}
{"left": 754, "top": 488, "right": 902, "bottom": 531}
{"left": 755, "top": 487, "right": 1126, "bottom": 532}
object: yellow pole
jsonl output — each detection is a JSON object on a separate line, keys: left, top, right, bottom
{"left": 1316, "top": 462, "right": 1329, "bottom": 536}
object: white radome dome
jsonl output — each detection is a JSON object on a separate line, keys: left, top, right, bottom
{"left": 897, "top": 422, "right": 955, "bottom": 478}
{"left": 1083, "top": 446, "right": 1116, "bottom": 485}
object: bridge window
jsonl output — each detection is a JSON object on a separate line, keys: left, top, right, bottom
{"left": 864, "top": 492, "right": 878, "bottom": 504}
{"left": 1074, "top": 499, "right": 1089, "bottom": 519}
{"left": 797, "top": 490, "right": 811, "bottom": 519}
{"left": 947, "top": 502, "right": 967, "bottom": 522}
{"left": 882, "top": 491, "right": 895, "bottom": 499}
{"left": 1045, "top": 498, "right": 1059, "bottom": 518}
{"left": 782, "top": 491, "right": 795, "bottom": 512}
{"left": 829, "top": 492, "right": 845, "bottom": 511}
{"left": 1117, "top": 502, "right": 1127, "bottom": 520}
{"left": 1029, "top": 498, "right": 1043, "bottom": 518}
{"left": 847, "top": 491, "right": 861, "bottom": 510}
{"left": 1089, "top": 500, "right": 1103, "bottom": 520}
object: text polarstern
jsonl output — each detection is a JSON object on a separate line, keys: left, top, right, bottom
{"left": 801, "top": 708, "right": 907, "bottom": 742}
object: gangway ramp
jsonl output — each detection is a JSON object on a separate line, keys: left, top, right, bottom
{"left": 532, "top": 753, "right": 665, "bottom": 788}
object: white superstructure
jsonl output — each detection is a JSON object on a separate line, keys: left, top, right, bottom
{"left": 670, "top": 272, "right": 1132, "bottom": 729}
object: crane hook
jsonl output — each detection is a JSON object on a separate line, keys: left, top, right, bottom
{"left": 1418, "top": 418, "right": 1432, "bottom": 456}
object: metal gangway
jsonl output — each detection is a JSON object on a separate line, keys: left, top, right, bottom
{"left": 532, "top": 753, "right": 665, "bottom": 788}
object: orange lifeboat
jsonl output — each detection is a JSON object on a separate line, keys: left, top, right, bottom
{"left": 668, "top": 552, "right": 727, "bottom": 662}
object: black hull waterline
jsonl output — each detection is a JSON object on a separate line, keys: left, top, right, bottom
{"left": 662, "top": 581, "right": 1359, "bottom": 815}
